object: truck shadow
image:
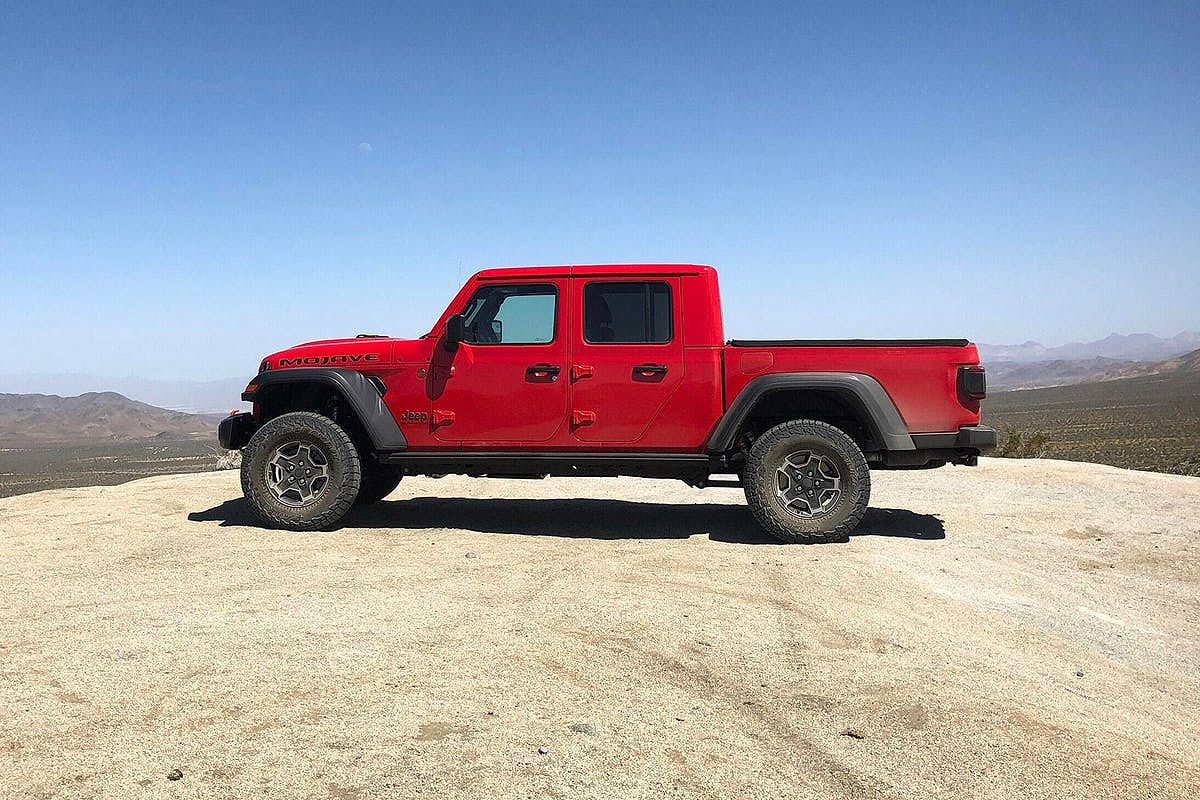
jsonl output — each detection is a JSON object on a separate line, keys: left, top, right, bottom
{"left": 188, "top": 497, "right": 944, "bottom": 544}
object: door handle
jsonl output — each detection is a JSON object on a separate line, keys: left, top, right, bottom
{"left": 525, "top": 363, "right": 561, "bottom": 381}
{"left": 633, "top": 363, "right": 668, "bottom": 377}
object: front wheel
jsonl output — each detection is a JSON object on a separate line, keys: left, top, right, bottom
{"left": 743, "top": 419, "right": 870, "bottom": 543}
{"left": 240, "top": 411, "right": 362, "bottom": 531}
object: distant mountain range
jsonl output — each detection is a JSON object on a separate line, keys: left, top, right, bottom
{"left": 1082, "top": 347, "right": 1200, "bottom": 382}
{"left": 0, "top": 374, "right": 246, "bottom": 415}
{"left": 979, "top": 331, "right": 1200, "bottom": 363}
{"left": 984, "top": 357, "right": 1132, "bottom": 391}
{"left": 987, "top": 348, "right": 1200, "bottom": 391}
{"left": 978, "top": 332, "right": 1200, "bottom": 391}
{"left": 0, "top": 392, "right": 216, "bottom": 447}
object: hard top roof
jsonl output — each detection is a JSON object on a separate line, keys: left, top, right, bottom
{"left": 474, "top": 263, "right": 715, "bottom": 280}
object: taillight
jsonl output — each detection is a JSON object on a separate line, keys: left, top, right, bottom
{"left": 958, "top": 366, "right": 987, "bottom": 400}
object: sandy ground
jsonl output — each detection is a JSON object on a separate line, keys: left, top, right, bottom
{"left": 1, "top": 458, "right": 1198, "bottom": 800}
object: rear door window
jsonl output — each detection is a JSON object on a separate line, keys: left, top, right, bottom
{"left": 583, "top": 282, "right": 672, "bottom": 344}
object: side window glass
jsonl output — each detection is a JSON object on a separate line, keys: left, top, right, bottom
{"left": 461, "top": 283, "right": 557, "bottom": 344}
{"left": 584, "top": 282, "right": 672, "bottom": 344}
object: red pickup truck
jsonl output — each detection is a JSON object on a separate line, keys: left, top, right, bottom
{"left": 220, "top": 264, "right": 994, "bottom": 542}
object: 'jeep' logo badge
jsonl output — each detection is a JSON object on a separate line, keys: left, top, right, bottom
{"left": 400, "top": 411, "right": 428, "bottom": 423}
{"left": 278, "top": 354, "right": 381, "bottom": 367}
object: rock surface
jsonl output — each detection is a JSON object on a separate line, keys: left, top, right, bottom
{"left": 1, "top": 459, "right": 1198, "bottom": 799}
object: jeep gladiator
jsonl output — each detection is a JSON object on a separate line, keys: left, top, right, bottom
{"left": 220, "top": 264, "right": 995, "bottom": 542}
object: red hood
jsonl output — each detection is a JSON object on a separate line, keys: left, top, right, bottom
{"left": 295, "top": 336, "right": 388, "bottom": 348}
{"left": 262, "top": 336, "right": 430, "bottom": 370}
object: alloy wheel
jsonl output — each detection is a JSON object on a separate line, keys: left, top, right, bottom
{"left": 774, "top": 450, "right": 842, "bottom": 518}
{"left": 265, "top": 441, "right": 330, "bottom": 507}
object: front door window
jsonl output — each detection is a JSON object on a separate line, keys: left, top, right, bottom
{"left": 461, "top": 284, "right": 557, "bottom": 345}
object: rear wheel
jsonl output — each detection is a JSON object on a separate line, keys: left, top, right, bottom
{"left": 356, "top": 462, "right": 403, "bottom": 504}
{"left": 743, "top": 419, "right": 870, "bottom": 543}
{"left": 241, "top": 411, "right": 362, "bottom": 531}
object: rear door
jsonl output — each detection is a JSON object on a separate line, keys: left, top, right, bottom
{"left": 568, "top": 278, "right": 683, "bottom": 443}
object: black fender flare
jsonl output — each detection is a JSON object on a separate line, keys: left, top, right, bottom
{"left": 705, "top": 372, "right": 915, "bottom": 453}
{"left": 243, "top": 368, "right": 407, "bottom": 451}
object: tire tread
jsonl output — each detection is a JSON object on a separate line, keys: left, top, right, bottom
{"left": 240, "top": 411, "right": 362, "bottom": 531}
{"left": 743, "top": 419, "right": 870, "bottom": 543}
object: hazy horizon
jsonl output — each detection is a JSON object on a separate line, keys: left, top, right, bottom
{"left": 3, "top": 2, "right": 1198, "bottom": 380}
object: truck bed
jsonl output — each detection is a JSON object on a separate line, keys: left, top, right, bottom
{"left": 722, "top": 338, "right": 982, "bottom": 433}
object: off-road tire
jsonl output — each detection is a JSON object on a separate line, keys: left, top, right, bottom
{"left": 356, "top": 462, "right": 403, "bottom": 505}
{"left": 240, "top": 411, "right": 362, "bottom": 531}
{"left": 743, "top": 419, "right": 870, "bottom": 543}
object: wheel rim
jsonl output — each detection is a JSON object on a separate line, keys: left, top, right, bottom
{"left": 774, "top": 450, "right": 842, "bottom": 518}
{"left": 265, "top": 440, "right": 331, "bottom": 507}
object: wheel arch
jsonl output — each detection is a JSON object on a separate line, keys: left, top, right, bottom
{"left": 245, "top": 368, "right": 407, "bottom": 452}
{"left": 706, "top": 373, "right": 915, "bottom": 454}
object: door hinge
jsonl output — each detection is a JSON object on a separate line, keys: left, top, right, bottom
{"left": 570, "top": 364, "right": 594, "bottom": 382}
{"left": 571, "top": 410, "right": 596, "bottom": 427}
{"left": 432, "top": 409, "right": 455, "bottom": 427}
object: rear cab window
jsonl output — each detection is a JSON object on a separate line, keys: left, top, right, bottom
{"left": 583, "top": 281, "right": 672, "bottom": 344}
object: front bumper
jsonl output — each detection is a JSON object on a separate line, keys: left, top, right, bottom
{"left": 218, "top": 412, "right": 257, "bottom": 450}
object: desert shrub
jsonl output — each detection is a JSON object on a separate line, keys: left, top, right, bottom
{"left": 996, "top": 428, "right": 1051, "bottom": 459}
{"left": 1165, "top": 458, "right": 1200, "bottom": 477}
{"left": 213, "top": 448, "right": 242, "bottom": 470}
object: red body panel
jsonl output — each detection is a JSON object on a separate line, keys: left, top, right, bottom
{"left": 258, "top": 264, "right": 983, "bottom": 451}
{"left": 722, "top": 345, "right": 982, "bottom": 433}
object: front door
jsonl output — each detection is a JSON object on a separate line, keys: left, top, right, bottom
{"left": 430, "top": 280, "right": 567, "bottom": 444}
{"left": 568, "top": 277, "right": 684, "bottom": 443}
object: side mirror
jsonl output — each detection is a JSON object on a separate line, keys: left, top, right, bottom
{"left": 445, "top": 314, "right": 466, "bottom": 346}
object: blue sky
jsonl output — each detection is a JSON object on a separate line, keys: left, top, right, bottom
{"left": 2, "top": 1, "right": 1198, "bottom": 380}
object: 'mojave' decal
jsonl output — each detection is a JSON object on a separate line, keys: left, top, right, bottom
{"left": 278, "top": 354, "right": 381, "bottom": 367}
